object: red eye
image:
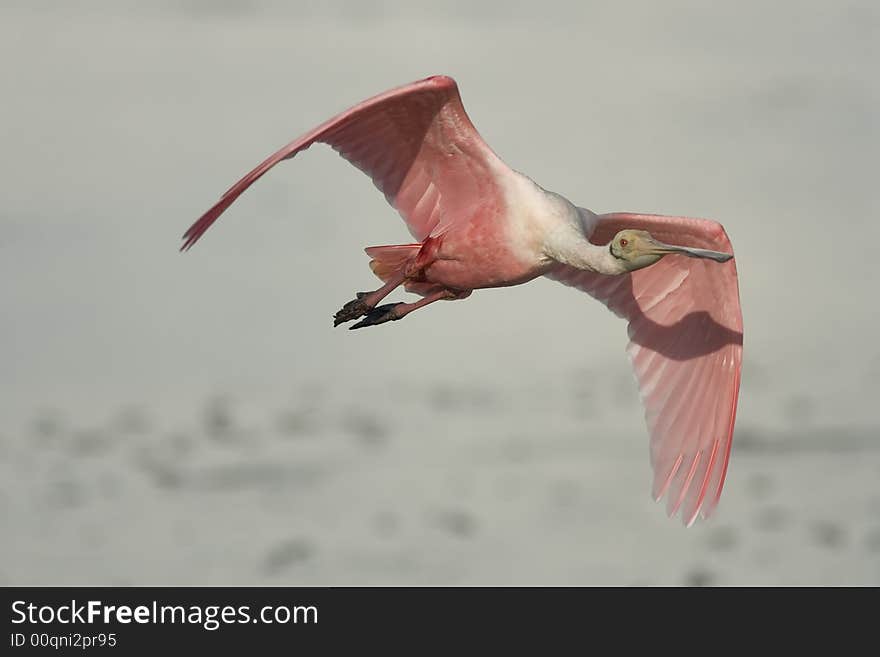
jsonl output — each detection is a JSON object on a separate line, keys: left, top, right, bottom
{"left": 619, "top": 238, "right": 628, "bottom": 247}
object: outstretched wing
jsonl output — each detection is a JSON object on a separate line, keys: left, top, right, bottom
{"left": 546, "top": 212, "right": 743, "bottom": 526}
{"left": 182, "top": 75, "right": 506, "bottom": 250}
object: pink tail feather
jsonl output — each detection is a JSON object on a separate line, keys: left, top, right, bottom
{"left": 364, "top": 244, "right": 421, "bottom": 281}
{"left": 364, "top": 243, "right": 442, "bottom": 297}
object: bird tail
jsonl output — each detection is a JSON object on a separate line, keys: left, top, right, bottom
{"left": 365, "top": 244, "right": 421, "bottom": 281}
{"left": 364, "top": 243, "right": 440, "bottom": 297}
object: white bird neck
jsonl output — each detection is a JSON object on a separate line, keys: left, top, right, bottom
{"left": 550, "top": 236, "right": 628, "bottom": 275}
{"left": 543, "top": 207, "right": 628, "bottom": 275}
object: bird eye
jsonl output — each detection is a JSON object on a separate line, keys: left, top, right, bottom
{"left": 619, "top": 238, "right": 628, "bottom": 247}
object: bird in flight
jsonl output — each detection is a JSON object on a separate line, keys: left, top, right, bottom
{"left": 183, "top": 75, "right": 743, "bottom": 526}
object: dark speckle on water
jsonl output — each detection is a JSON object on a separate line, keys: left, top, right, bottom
{"left": 137, "top": 451, "right": 184, "bottom": 488}
{"left": 147, "top": 461, "right": 184, "bottom": 489}
{"left": 343, "top": 410, "right": 388, "bottom": 446}
{"left": 195, "top": 462, "right": 322, "bottom": 491}
{"left": 754, "top": 505, "right": 790, "bottom": 532}
{"left": 731, "top": 426, "right": 763, "bottom": 452}
{"left": 373, "top": 511, "right": 399, "bottom": 538}
{"left": 263, "top": 538, "right": 314, "bottom": 576}
{"left": 683, "top": 567, "right": 715, "bottom": 587}
{"left": 784, "top": 394, "right": 815, "bottom": 426}
{"left": 133, "top": 446, "right": 186, "bottom": 489}
{"left": 811, "top": 521, "right": 847, "bottom": 549}
{"left": 549, "top": 478, "right": 581, "bottom": 509}
{"left": 164, "top": 433, "right": 195, "bottom": 458}
{"left": 70, "top": 430, "right": 111, "bottom": 457}
{"left": 32, "top": 410, "right": 64, "bottom": 445}
{"left": 204, "top": 397, "right": 236, "bottom": 442}
{"left": 753, "top": 77, "right": 814, "bottom": 112}
{"left": 276, "top": 408, "right": 318, "bottom": 438}
{"left": 114, "top": 407, "right": 151, "bottom": 436}
{"left": 705, "top": 526, "right": 738, "bottom": 552}
{"left": 430, "top": 508, "right": 477, "bottom": 538}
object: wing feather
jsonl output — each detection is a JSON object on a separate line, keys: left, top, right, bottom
{"left": 546, "top": 212, "right": 743, "bottom": 525}
{"left": 182, "top": 75, "right": 506, "bottom": 250}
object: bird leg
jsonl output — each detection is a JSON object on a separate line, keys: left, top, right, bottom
{"left": 348, "top": 288, "right": 469, "bottom": 330}
{"left": 332, "top": 272, "right": 406, "bottom": 326}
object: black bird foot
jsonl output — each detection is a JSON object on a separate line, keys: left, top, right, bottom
{"left": 333, "top": 293, "right": 370, "bottom": 326}
{"left": 349, "top": 303, "right": 403, "bottom": 330}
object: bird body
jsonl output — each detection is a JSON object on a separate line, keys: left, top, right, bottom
{"left": 370, "top": 174, "right": 586, "bottom": 293}
{"left": 183, "top": 75, "right": 743, "bottom": 526}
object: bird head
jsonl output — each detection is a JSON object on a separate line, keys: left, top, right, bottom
{"left": 609, "top": 229, "right": 733, "bottom": 272}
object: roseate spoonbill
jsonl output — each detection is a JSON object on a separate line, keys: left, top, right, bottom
{"left": 182, "top": 75, "right": 743, "bottom": 526}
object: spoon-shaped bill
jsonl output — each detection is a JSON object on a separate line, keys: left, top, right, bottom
{"left": 650, "top": 239, "right": 733, "bottom": 263}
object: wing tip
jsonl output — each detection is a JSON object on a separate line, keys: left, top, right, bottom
{"left": 654, "top": 437, "right": 730, "bottom": 527}
{"left": 422, "top": 74, "right": 457, "bottom": 89}
{"left": 180, "top": 190, "right": 241, "bottom": 251}
{"left": 180, "top": 215, "right": 210, "bottom": 251}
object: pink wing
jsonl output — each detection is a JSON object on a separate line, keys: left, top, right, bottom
{"left": 182, "top": 75, "right": 505, "bottom": 250}
{"left": 546, "top": 212, "right": 743, "bottom": 526}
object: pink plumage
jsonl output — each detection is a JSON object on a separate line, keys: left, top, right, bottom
{"left": 183, "top": 75, "right": 744, "bottom": 525}
{"left": 182, "top": 76, "right": 501, "bottom": 251}
{"left": 547, "top": 213, "right": 742, "bottom": 526}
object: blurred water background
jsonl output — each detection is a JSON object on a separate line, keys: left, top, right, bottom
{"left": 1, "top": 0, "right": 878, "bottom": 585}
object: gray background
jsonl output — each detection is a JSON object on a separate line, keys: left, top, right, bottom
{"left": 1, "top": 0, "right": 877, "bottom": 585}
